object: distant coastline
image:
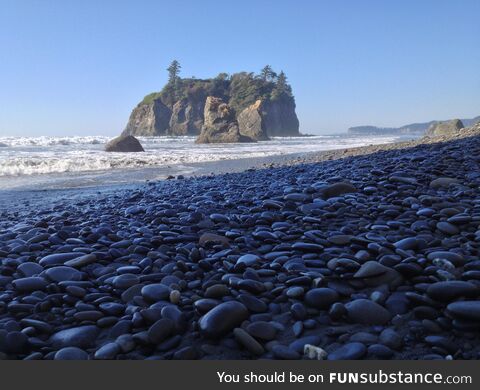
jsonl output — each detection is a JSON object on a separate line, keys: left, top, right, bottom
{"left": 348, "top": 115, "right": 480, "bottom": 135}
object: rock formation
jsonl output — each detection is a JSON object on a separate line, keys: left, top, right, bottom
{"left": 196, "top": 97, "right": 255, "bottom": 144}
{"left": 122, "top": 100, "right": 171, "bottom": 137}
{"left": 168, "top": 99, "right": 204, "bottom": 136}
{"left": 237, "top": 100, "right": 269, "bottom": 141}
{"left": 260, "top": 99, "right": 300, "bottom": 137}
{"left": 105, "top": 135, "right": 145, "bottom": 152}
{"left": 122, "top": 71, "right": 300, "bottom": 139}
{"left": 425, "top": 119, "right": 464, "bottom": 137}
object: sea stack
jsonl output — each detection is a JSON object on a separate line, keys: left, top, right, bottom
{"left": 121, "top": 65, "right": 300, "bottom": 140}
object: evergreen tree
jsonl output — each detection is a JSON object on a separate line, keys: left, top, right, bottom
{"left": 167, "top": 60, "right": 181, "bottom": 84}
{"left": 272, "top": 71, "right": 292, "bottom": 99}
{"left": 260, "top": 65, "right": 277, "bottom": 81}
{"left": 215, "top": 72, "right": 229, "bottom": 81}
{"left": 166, "top": 60, "right": 181, "bottom": 100}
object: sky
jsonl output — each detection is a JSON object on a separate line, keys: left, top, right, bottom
{"left": 0, "top": 0, "right": 479, "bottom": 137}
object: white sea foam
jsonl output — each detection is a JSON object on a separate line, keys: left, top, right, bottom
{"left": 0, "top": 134, "right": 406, "bottom": 178}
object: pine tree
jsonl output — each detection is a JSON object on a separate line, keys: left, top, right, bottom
{"left": 166, "top": 60, "right": 181, "bottom": 100}
{"left": 272, "top": 71, "right": 292, "bottom": 99}
{"left": 167, "top": 60, "right": 181, "bottom": 85}
{"left": 260, "top": 65, "right": 277, "bottom": 81}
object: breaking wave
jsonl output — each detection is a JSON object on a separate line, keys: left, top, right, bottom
{"left": 0, "top": 134, "right": 403, "bottom": 177}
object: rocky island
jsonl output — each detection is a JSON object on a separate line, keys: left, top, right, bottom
{"left": 122, "top": 61, "right": 300, "bottom": 143}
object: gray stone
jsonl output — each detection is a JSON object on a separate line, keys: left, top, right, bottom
{"left": 141, "top": 284, "right": 171, "bottom": 302}
{"left": 54, "top": 347, "right": 89, "bottom": 360}
{"left": 233, "top": 328, "right": 265, "bottom": 355}
{"left": 50, "top": 326, "right": 99, "bottom": 349}
{"left": 446, "top": 301, "right": 480, "bottom": 322}
{"left": 345, "top": 299, "right": 391, "bottom": 325}
{"left": 44, "top": 266, "right": 82, "bottom": 282}
{"left": 105, "top": 135, "right": 144, "bottom": 152}
{"left": 426, "top": 281, "right": 478, "bottom": 302}
{"left": 199, "top": 301, "right": 249, "bottom": 338}
{"left": 304, "top": 288, "right": 339, "bottom": 309}
{"left": 328, "top": 342, "right": 367, "bottom": 360}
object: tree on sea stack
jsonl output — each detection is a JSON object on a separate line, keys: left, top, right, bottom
{"left": 167, "top": 60, "right": 181, "bottom": 84}
{"left": 166, "top": 59, "right": 182, "bottom": 100}
{"left": 272, "top": 70, "right": 292, "bottom": 99}
{"left": 260, "top": 65, "right": 277, "bottom": 82}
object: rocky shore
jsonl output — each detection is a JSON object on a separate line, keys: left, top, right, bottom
{"left": 1, "top": 125, "right": 480, "bottom": 360}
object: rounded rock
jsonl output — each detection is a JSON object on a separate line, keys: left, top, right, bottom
{"left": 345, "top": 299, "right": 391, "bottom": 325}
{"left": 141, "top": 284, "right": 171, "bottom": 302}
{"left": 54, "top": 347, "right": 89, "bottom": 360}
{"left": 199, "top": 301, "right": 249, "bottom": 338}
{"left": 304, "top": 288, "right": 339, "bottom": 309}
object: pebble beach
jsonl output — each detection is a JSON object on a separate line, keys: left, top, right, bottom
{"left": 1, "top": 125, "right": 480, "bottom": 360}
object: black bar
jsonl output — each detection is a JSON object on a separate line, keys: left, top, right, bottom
{"left": 0, "top": 361, "right": 477, "bottom": 389}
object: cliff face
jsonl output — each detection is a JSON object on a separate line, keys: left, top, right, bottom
{"left": 261, "top": 98, "right": 300, "bottom": 137}
{"left": 236, "top": 98, "right": 300, "bottom": 139}
{"left": 122, "top": 99, "right": 171, "bottom": 137}
{"left": 168, "top": 98, "right": 205, "bottom": 136}
{"left": 122, "top": 72, "right": 300, "bottom": 139}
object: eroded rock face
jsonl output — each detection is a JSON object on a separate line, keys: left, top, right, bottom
{"left": 196, "top": 97, "right": 255, "bottom": 144}
{"left": 105, "top": 135, "right": 144, "bottom": 152}
{"left": 168, "top": 99, "right": 204, "bottom": 136}
{"left": 262, "top": 98, "right": 300, "bottom": 137}
{"left": 426, "top": 119, "right": 464, "bottom": 137}
{"left": 238, "top": 100, "right": 269, "bottom": 141}
{"left": 238, "top": 98, "right": 300, "bottom": 139}
{"left": 122, "top": 100, "right": 171, "bottom": 137}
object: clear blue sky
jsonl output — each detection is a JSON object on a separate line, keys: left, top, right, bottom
{"left": 0, "top": 0, "right": 479, "bottom": 137}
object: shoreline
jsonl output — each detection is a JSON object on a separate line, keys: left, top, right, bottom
{"left": 0, "top": 134, "right": 422, "bottom": 209}
{"left": 0, "top": 133, "right": 417, "bottom": 194}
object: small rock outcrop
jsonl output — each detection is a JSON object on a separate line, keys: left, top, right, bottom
{"left": 105, "top": 135, "right": 145, "bottom": 152}
{"left": 425, "top": 119, "right": 464, "bottom": 137}
{"left": 196, "top": 97, "right": 255, "bottom": 144}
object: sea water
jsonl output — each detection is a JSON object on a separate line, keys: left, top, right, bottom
{"left": 0, "top": 134, "right": 417, "bottom": 190}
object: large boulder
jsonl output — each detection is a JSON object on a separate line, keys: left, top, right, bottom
{"left": 122, "top": 99, "right": 171, "bottom": 137}
{"left": 425, "top": 119, "right": 464, "bottom": 137}
{"left": 168, "top": 98, "right": 204, "bottom": 136}
{"left": 237, "top": 100, "right": 269, "bottom": 141}
{"left": 105, "top": 135, "right": 145, "bottom": 152}
{"left": 196, "top": 97, "right": 255, "bottom": 144}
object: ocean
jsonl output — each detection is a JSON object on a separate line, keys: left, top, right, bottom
{"left": 0, "top": 134, "right": 417, "bottom": 190}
